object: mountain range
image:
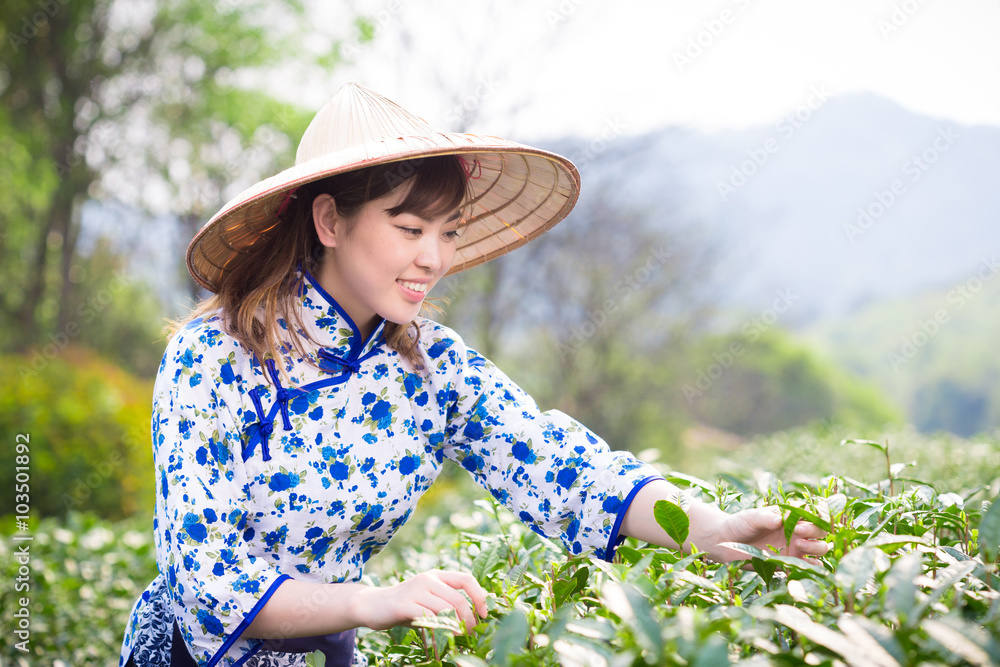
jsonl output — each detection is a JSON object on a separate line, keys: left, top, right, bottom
{"left": 556, "top": 92, "right": 1000, "bottom": 327}
{"left": 549, "top": 92, "right": 1000, "bottom": 434}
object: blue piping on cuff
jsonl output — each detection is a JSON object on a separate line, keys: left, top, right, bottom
{"left": 205, "top": 573, "right": 293, "bottom": 667}
{"left": 603, "top": 475, "right": 664, "bottom": 562}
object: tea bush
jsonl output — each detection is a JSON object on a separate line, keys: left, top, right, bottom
{"left": 0, "top": 512, "right": 156, "bottom": 665}
{"left": 357, "top": 442, "right": 1000, "bottom": 666}
{"left": 5, "top": 435, "right": 1000, "bottom": 666}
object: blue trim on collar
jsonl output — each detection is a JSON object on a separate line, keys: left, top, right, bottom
{"left": 301, "top": 266, "right": 386, "bottom": 352}
{"left": 301, "top": 267, "right": 361, "bottom": 346}
{"left": 604, "top": 475, "right": 664, "bottom": 562}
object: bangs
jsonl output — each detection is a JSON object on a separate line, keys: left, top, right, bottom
{"left": 385, "top": 156, "right": 469, "bottom": 220}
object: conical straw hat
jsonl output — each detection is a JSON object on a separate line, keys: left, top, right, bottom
{"left": 186, "top": 82, "right": 581, "bottom": 292}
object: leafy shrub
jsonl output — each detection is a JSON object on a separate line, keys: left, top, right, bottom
{"left": 0, "top": 512, "right": 156, "bottom": 665}
{"left": 0, "top": 346, "right": 155, "bottom": 519}
{"left": 7, "top": 439, "right": 1000, "bottom": 665}
{"left": 683, "top": 330, "right": 901, "bottom": 436}
{"left": 362, "top": 443, "right": 1000, "bottom": 666}
{"left": 713, "top": 423, "right": 1000, "bottom": 497}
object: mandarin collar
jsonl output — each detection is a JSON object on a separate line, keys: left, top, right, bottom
{"left": 298, "top": 268, "right": 386, "bottom": 362}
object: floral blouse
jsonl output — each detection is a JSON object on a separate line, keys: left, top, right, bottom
{"left": 119, "top": 269, "right": 663, "bottom": 667}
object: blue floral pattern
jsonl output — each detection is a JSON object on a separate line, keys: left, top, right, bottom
{"left": 120, "top": 269, "right": 661, "bottom": 666}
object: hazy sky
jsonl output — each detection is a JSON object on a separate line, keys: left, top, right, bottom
{"left": 291, "top": 0, "right": 1000, "bottom": 140}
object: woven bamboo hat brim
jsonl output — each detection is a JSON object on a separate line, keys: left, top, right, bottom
{"left": 186, "top": 82, "right": 581, "bottom": 293}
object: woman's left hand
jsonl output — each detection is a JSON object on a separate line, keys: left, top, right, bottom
{"left": 707, "top": 507, "right": 829, "bottom": 563}
{"left": 621, "top": 481, "right": 829, "bottom": 564}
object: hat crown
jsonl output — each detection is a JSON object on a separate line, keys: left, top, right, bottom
{"left": 295, "top": 83, "right": 435, "bottom": 165}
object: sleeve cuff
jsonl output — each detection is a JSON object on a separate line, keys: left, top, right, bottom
{"left": 603, "top": 475, "right": 664, "bottom": 562}
{"left": 205, "top": 573, "right": 293, "bottom": 667}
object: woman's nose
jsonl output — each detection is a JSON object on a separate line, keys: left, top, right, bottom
{"left": 415, "top": 237, "right": 443, "bottom": 272}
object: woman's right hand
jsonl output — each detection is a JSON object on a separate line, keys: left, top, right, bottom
{"left": 349, "top": 569, "right": 488, "bottom": 633}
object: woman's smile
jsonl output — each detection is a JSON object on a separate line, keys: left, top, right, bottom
{"left": 396, "top": 279, "right": 429, "bottom": 301}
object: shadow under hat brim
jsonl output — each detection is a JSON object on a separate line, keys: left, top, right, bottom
{"left": 186, "top": 131, "right": 581, "bottom": 293}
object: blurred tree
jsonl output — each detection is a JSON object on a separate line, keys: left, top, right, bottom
{"left": 1, "top": 346, "right": 154, "bottom": 519}
{"left": 440, "top": 185, "right": 716, "bottom": 459}
{"left": 0, "top": 0, "right": 338, "bottom": 356}
{"left": 683, "top": 329, "right": 901, "bottom": 436}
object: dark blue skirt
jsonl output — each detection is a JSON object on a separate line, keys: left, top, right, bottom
{"left": 126, "top": 621, "right": 357, "bottom": 666}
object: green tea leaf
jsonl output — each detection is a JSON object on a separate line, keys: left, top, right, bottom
{"left": 751, "top": 557, "right": 777, "bottom": 585}
{"left": 553, "top": 566, "right": 590, "bottom": 606}
{"left": 600, "top": 581, "right": 664, "bottom": 655}
{"left": 769, "top": 604, "right": 896, "bottom": 667}
{"left": 653, "top": 499, "right": 689, "bottom": 547}
{"left": 505, "top": 562, "right": 527, "bottom": 587}
{"left": 664, "top": 471, "right": 715, "bottom": 492}
{"left": 883, "top": 553, "right": 922, "bottom": 627}
{"left": 978, "top": 495, "right": 1000, "bottom": 562}
{"left": 490, "top": 608, "right": 528, "bottom": 665}
{"left": 783, "top": 509, "right": 799, "bottom": 544}
{"left": 841, "top": 438, "right": 887, "bottom": 453}
{"left": 693, "top": 636, "right": 729, "bottom": 667}
{"left": 305, "top": 650, "right": 326, "bottom": 667}
{"left": 922, "top": 618, "right": 993, "bottom": 667}
{"left": 564, "top": 617, "right": 615, "bottom": 641}
{"left": 625, "top": 584, "right": 665, "bottom": 655}
{"left": 912, "top": 561, "right": 978, "bottom": 620}
{"left": 411, "top": 610, "right": 463, "bottom": 633}
{"left": 471, "top": 539, "right": 505, "bottom": 583}
{"left": 453, "top": 656, "right": 489, "bottom": 667}
{"left": 865, "top": 534, "right": 929, "bottom": 550}
{"left": 834, "top": 546, "right": 889, "bottom": 595}
{"left": 779, "top": 504, "right": 833, "bottom": 532}
{"left": 835, "top": 616, "right": 902, "bottom": 667}
{"left": 718, "top": 542, "right": 829, "bottom": 577}
{"left": 552, "top": 637, "right": 614, "bottom": 665}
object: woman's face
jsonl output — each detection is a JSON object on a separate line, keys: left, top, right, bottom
{"left": 313, "top": 184, "right": 463, "bottom": 338}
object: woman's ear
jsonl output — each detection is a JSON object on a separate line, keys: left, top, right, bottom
{"left": 313, "top": 194, "right": 340, "bottom": 248}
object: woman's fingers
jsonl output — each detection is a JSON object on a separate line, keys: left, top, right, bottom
{"left": 792, "top": 521, "right": 827, "bottom": 540}
{"left": 354, "top": 569, "right": 488, "bottom": 632}
{"left": 430, "top": 569, "right": 488, "bottom": 619}
{"left": 422, "top": 576, "right": 480, "bottom": 631}
{"left": 401, "top": 569, "right": 486, "bottom": 632}
{"left": 783, "top": 521, "right": 830, "bottom": 557}
{"left": 789, "top": 535, "right": 831, "bottom": 557}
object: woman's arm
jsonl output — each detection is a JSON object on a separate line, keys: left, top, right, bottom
{"left": 244, "top": 569, "right": 488, "bottom": 639}
{"left": 619, "top": 479, "right": 829, "bottom": 562}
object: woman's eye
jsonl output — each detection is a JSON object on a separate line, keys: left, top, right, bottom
{"left": 398, "top": 226, "right": 421, "bottom": 236}
{"left": 444, "top": 229, "right": 462, "bottom": 240}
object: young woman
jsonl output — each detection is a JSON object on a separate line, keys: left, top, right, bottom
{"left": 119, "top": 83, "right": 827, "bottom": 667}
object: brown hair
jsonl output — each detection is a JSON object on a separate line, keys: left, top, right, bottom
{"left": 174, "top": 155, "right": 469, "bottom": 375}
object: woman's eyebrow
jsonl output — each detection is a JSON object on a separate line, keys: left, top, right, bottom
{"left": 414, "top": 211, "right": 462, "bottom": 223}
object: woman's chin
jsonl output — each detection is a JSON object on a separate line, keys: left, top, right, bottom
{"left": 379, "top": 307, "right": 423, "bottom": 326}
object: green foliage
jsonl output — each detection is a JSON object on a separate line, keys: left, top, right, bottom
{"left": 363, "top": 456, "right": 1000, "bottom": 666}
{"left": 0, "top": 512, "right": 156, "bottom": 665}
{"left": 653, "top": 499, "right": 689, "bottom": 546}
{"left": 440, "top": 188, "right": 705, "bottom": 467}
{"left": 8, "top": 432, "right": 1000, "bottom": 665}
{"left": 804, "top": 275, "right": 1000, "bottom": 436}
{"left": 683, "top": 329, "right": 901, "bottom": 436}
{"left": 57, "top": 240, "right": 168, "bottom": 377}
{"left": 0, "top": 347, "right": 154, "bottom": 519}
{"left": 712, "top": 423, "right": 1000, "bottom": 497}
{"left": 0, "top": 0, "right": 326, "bottom": 358}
